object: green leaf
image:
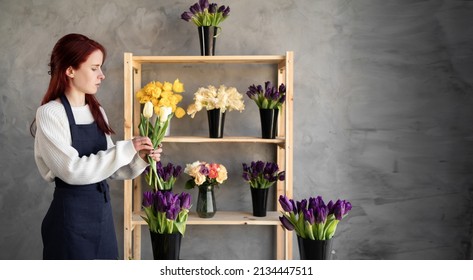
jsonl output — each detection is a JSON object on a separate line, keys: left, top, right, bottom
{"left": 304, "top": 221, "right": 315, "bottom": 240}
{"left": 323, "top": 219, "right": 339, "bottom": 240}
{"left": 185, "top": 179, "right": 196, "bottom": 189}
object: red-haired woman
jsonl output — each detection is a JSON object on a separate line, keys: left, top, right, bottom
{"left": 31, "top": 33, "right": 161, "bottom": 259}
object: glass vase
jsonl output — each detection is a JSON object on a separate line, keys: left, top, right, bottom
{"left": 196, "top": 184, "right": 217, "bottom": 218}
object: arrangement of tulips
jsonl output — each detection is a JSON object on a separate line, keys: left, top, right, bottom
{"left": 246, "top": 81, "right": 286, "bottom": 110}
{"left": 181, "top": 0, "right": 230, "bottom": 27}
{"left": 279, "top": 195, "right": 352, "bottom": 240}
{"left": 242, "top": 160, "right": 285, "bottom": 189}
{"left": 142, "top": 191, "right": 192, "bottom": 235}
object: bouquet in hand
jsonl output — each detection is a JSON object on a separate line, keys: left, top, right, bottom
{"left": 139, "top": 101, "right": 173, "bottom": 191}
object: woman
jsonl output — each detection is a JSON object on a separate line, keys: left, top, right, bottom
{"left": 32, "top": 33, "right": 160, "bottom": 259}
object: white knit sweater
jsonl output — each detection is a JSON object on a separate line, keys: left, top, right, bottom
{"left": 34, "top": 100, "right": 148, "bottom": 185}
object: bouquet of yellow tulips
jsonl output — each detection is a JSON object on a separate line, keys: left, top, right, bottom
{"left": 136, "top": 79, "right": 186, "bottom": 190}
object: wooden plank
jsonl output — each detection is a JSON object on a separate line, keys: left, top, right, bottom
{"left": 285, "top": 51, "right": 294, "bottom": 259}
{"left": 132, "top": 55, "right": 286, "bottom": 64}
{"left": 133, "top": 211, "right": 282, "bottom": 226}
{"left": 123, "top": 53, "right": 134, "bottom": 260}
{"left": 161, "top": 136, "right": 285, "bottom": 144}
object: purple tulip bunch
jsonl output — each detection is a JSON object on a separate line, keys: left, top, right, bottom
{"left": 156, "top": 161, "right": 183, "bottom": 191}
{"left": 279, "top": 195, "right": 352, "bottom": 240}
{"left": 181, "top": 0, "right": 230, "bottom": 27}
{"left": 142, "top": 191, "right": 192, "bottom": 235}
{"left": 242, "top": 160, "right": 285, "bottom": 189}
{"left": 246, "top": 81, "right": 286, "bottom": 110}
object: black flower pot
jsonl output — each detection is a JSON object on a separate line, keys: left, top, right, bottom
{"left": 250, "top": 187, "right": 269, "bottom": 217}
{"left": 150, "top": 231, "right": 182, "bottom": 260}
{"left": 207, "top": 109, "right": 226, "bottom": 138}
{"left": 198, "top": 26, "right": 218, "bottom": 56}
{"left": 259, "top": 108, "right": 279, "bottom": 139}
{"left": 297, "top": 236, "right": 333, "bottom": 260}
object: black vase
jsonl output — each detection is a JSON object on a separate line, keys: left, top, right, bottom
{"left": 250, "top": 187, "right": 269, "bottom": 217}
{"left": 198, "top": 26, "right": 218, "bottom": 56}
{"left": 259, "top": 108, "right": 279, "bottom": 139}
{"left": 150, "top": 231, "right": 182, "bottom": 260}
{"left": 297, "top": 236, "right": 333, "bottom": 260}
{"left": 207, "top": 109, "right": 226, "bottom": 138}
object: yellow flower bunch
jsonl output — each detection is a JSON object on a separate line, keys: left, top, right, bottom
{"left": 136, "top": 79, "right": 186, "bottom": 118}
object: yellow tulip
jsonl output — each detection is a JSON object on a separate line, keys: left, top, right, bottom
{"left": 175, "top": 107, "right": 186, "bottom": 118}
{"left": 162, "top": 81, "right": 173, "bottom": 91}
{"left": 143, "top": 101, "right": 154, "bottom": 119}
{"left": 173, "top": 79, "right": 185, "bottom": 93}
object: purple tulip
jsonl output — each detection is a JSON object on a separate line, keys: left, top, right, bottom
{"left": 199, "top": 0, "right": 209, "bottom": 10}
{"left": 332, "top": 199, "right": 352, "bottom": 220}
{"left": 278, "top": 171, "right": 285, "bottom": 181}
{"left": 279, "top": 216, "right": 294, "bottom": 231}
{"left": 302, "top": 208, "right": 315, "bottom": 224}
{"left": 154, "top": 192, "right": 164, "bottom": 212}
{"left": 181, "top": 12, "right": 192, "bottom": 21}
{"left": 189, "top": 3, "right": 200, "bottom": 14}
{"left": 173, "top": 165, "right": 183, "bottom": 178}
{"left": 209, "top": 3, "right": 217, "bottom": 13}
{"left": 297, "top": 199, "right": 308, "bottom": 213}
{"left": 179, "top": 192, "right": 192, "bottom": 209}
{"left": 142, "top": 191, "right": 154, "bottom": 208}
{"left": 309, "top": 196, "right": 326, "bottom": 210}
{"left": 279, "top": 195, "right": 294, "bottom": 212}
{"left": 315, "top": 206, "right": 328, "bottom": 224}
{"left": 278, "top": 83, "right": 286, "bottom": 94}
{"left": 223, "top": 6, "right": 230, "bottom": 17}
{"left": 278, "top": 94, "right": 286, "bottom": 104}
{"left": 166, "top": 204, "right": 180, "bottom": 220}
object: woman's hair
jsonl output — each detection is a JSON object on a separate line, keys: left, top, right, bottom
{"left": 30, "top": 33, "right": 114, "bottom": 136}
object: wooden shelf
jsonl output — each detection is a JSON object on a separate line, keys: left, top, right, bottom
{"left": 132, "top": 211, "right": 282, "bottom": 226}
{"left": 123, "top": 52, "right": 294, "bottom": 260}
{"left": 131, "top": 55, "right": 286, "bottom": 64}
{"left": 162, "top": 136, "right": 285, "bottom": 144}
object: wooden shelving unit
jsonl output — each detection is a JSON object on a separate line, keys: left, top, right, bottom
{"left": 123, "top": 52, "right": 294, "bottom": 260}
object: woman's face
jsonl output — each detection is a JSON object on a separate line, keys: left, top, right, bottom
{"left": 68, "top": 50, "right": 105, "bottom": 95}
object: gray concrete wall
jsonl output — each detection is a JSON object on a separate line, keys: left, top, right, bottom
{"left": 1, "top": 0, "right": 472, "bottom": 259}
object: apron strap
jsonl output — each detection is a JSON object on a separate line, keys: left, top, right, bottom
{"left": 60, "top": 95, "right": 76, "bottom": 125}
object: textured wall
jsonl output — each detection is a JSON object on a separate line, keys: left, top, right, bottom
{"left": 1, "top": 0, "right": 472, "bottom": 260}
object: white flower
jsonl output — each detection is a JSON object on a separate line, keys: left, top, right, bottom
{"left": 186, "top": 84, "right": 245, "bottom": 117}
{"left": 159, "top": 106, "right": 173, "bottom": 124}
{"left": 143, "top": 101, "right": 154, "bottom": 119}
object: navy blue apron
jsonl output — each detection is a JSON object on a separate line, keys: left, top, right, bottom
{"left": 41, "top": 96, "right": 118, "bottom": 260}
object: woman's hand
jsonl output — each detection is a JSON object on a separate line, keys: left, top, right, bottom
{"left": 132, "top": 137, "right": 163, "bottom": 163}
{"left": 148, "top": 144, "right": 163, "bottom": 162}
